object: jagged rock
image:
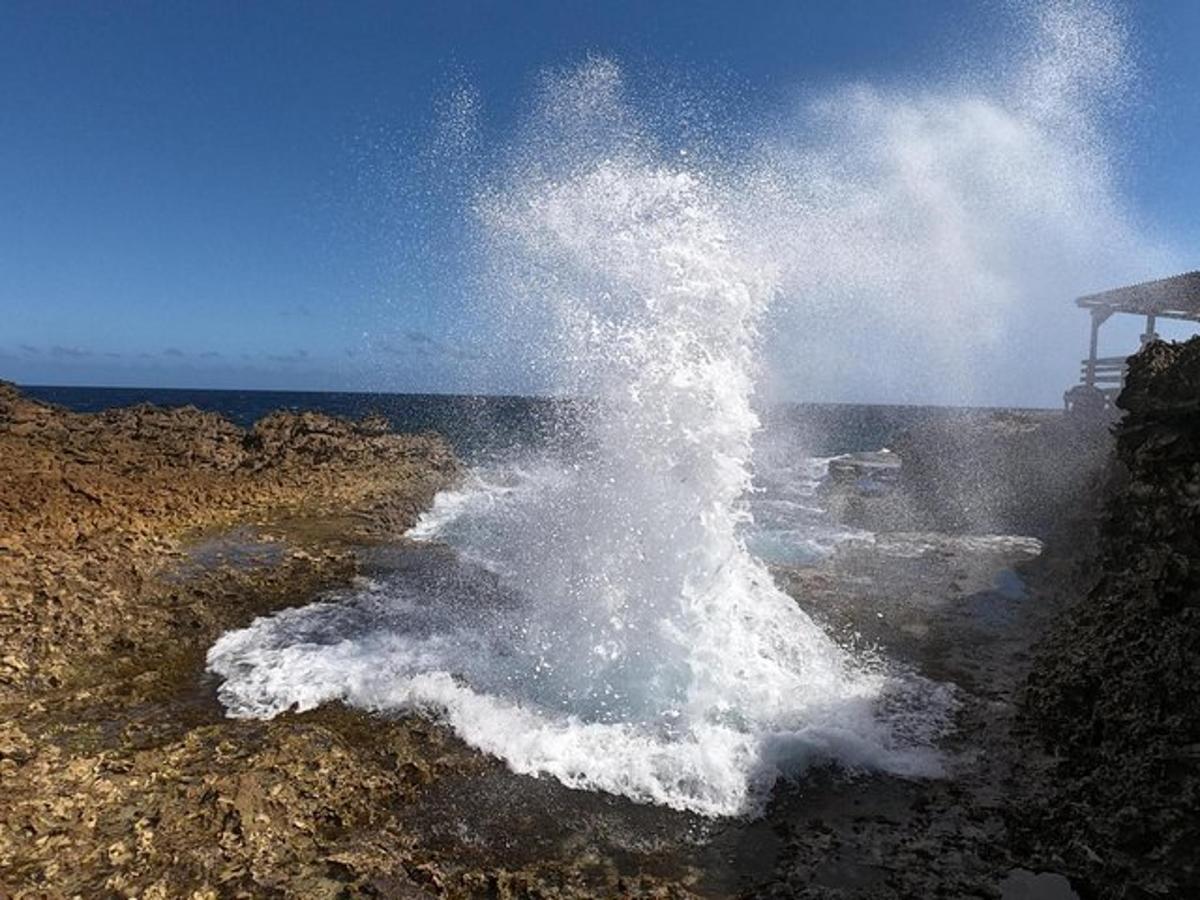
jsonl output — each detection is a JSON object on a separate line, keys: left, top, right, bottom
{"left": 889, "top": 410, "right": 1110, "bottom": 536}
{"left": 0, "top": 383, "right": 458, "bottom": 697}
{"left": 1023, "top": 337, "right": 1200, "bottom": 899}
{"left": 0, "top": 382, "right": 475, "bottom": 896}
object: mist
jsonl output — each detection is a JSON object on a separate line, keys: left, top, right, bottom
{"left": 448, "top": 0, "right": 1181, "bottom": 409}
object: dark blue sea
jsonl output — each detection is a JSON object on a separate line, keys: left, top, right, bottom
{"left": 21, "top": 385, "right": 566, "bottom": 461}
{"left": 20, "top": 383, "right": 1040, "bottom": 463}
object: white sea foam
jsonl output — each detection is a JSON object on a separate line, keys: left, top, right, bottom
{"left": 406, "top": 460, "right": 573, "bottom": 576}
{"left": 210, "top": 152, "right": 953, "bottom": 816}
{"left": 209, "top": 2, "right": 1136, "bottom": 816}
{"left": 209, "top": 546, "right": 952, "bottom": 816}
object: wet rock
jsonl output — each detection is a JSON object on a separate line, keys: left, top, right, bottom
{"left": 890, "top": 410, "right": 1110, "bottom": 537}
{"left": 998, "top": 869, "right": 1079, "bottom": 900}
{"left": 1022, "top": 337, "right": 1200, "bottom": 898}
{"left": 826, "top": 449, "right": 901, "bottom": 487}
{"left": 0, "top": 382, "right": 459, "bottom": 698}
{"left": 0, "top": 382, "right": 470, "bottom": 896}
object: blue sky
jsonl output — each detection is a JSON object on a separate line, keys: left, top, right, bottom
{"left": 2, "top": 1, "right": 1197, "bottom": 401}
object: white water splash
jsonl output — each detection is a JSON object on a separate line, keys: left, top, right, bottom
{"left": 209, "top": 2, "right": 1149, "bottom": 815}
{"left": 746, "top": 1, "right": 1169, "bottom": 405}
{"left": 211, "top": 144, "right": 952, "bottom": 815}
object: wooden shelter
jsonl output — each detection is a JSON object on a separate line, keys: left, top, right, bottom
{"left": 1066, "top": 271, "right": 1200, "bottom": 412}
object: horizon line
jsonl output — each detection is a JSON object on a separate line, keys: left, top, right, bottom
{"left": 15, "top": 380, "right": 1061, "bottom": 413}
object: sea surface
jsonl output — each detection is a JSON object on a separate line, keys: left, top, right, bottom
{"left": 22, "top": 383, "right": 1024, "bottom": 458}
{"left": 22, "top": 385, "right": 562, "bottom": 460}
{"left": 23, "top": 383, "right": 1036, "bottom": 815}
{"left": 24, "top": 383, "right": 1041, "bottom": 574}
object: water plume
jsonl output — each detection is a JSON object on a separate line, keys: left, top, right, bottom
{"left": 746, "top": 0, "right": 1168, "bottom": 405}
{"left": 208, "top": 1, "right": 1160, "bottom": 815}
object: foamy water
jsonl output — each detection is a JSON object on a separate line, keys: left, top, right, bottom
{"left": 210, "top": 154, "right": 953, "bottom": 816}
{"left": 210, "top": 449, "right": 952, "bottom": 817}
{"left": 209, "top": 2, "right": 1139, "bottom": 816}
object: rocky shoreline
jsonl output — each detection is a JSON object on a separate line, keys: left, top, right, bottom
{"left": 1021, "top": 339, "right": 1200, "bottom": 898}
{"left": 0, "top": 383, "right": 475, "bottom": 896}
{"left": 0, "top": 385, "right": 729, "bottom": 898}
{"left": 0, "top": 381, "right": 458, "bottom": 698}
{"left": 1, "top": 363, "right": 1195, "bottom": 898}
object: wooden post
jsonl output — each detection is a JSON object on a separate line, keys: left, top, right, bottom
{"left": 1142, "top": 313, "right": 1158, "bottom": 345}
{"left": 1086, "top": 309, "right": 1102, "bottom": 387}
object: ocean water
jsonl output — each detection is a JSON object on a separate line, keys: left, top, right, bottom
{"left": 26, "top": 382, "right": 935, "bottom": 572}
{"left": 32, "top": 382, "right": 962, "bottom": 815}
{"left": 32, "top": 3, "right": 1114, "bottom": 813}
{"left": 25, "top": 382, "right": 997, "bottom": 573}
{"left": 21, "top": 385, "right": 568, "bottom": 461}
{"left": 22, "top": 383, "right": 1009, "bottom": 460}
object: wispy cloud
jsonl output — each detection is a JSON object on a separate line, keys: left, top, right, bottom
{"left": 199, "top": 350, "right": 222, "bottom": 359}
{"left": 267, "top": 349, "right": 310, "bottom": 364}
{"left": 18, "top": 343, "right": 39, "bottom": 355}
{"left": 163, "top": 347, "right": 185, "bottom": 358}
{"left": 50, "top": 345, "right": 92, "bottom": 359}
{"left": 375, "top": 330, "right": 480, "bottom": 363}
{"left": 404, "top": 330, "right": 435, "bottom": 347}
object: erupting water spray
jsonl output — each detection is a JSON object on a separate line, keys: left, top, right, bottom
{"left": 208, "top": 1, "right": 1165, "bottom": 815}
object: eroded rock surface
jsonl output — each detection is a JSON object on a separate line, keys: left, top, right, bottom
{"left": 890, "top": 410, "right": 1110, "bottom": 537}
{"left": 3, "top": 369, "right": 1186, "bottom": 899}
{"left": 0, "top": 381, "right": 456, "bottom": 695}
{"left": 0, "top": 383, "right": 478, "bottom": 897}
{"left": 1024, "top": 338, "right": 1200, "bottom": 898}
{"left": 0, "top": 384, "right": 707, "bottom": 898}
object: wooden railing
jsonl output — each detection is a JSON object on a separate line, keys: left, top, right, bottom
{"left": 1080, "top": 355, "right": 1128, "bottom": 387}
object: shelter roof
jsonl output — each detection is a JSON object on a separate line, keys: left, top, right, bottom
{"left": 1077, "top": 271, "right": 1200, "bottom": 320}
